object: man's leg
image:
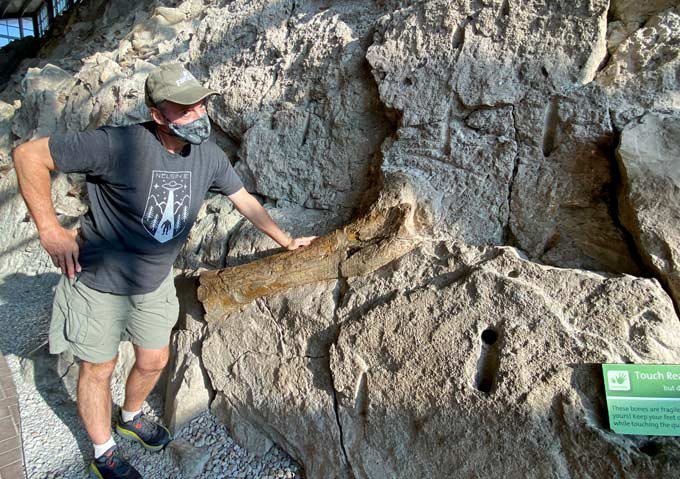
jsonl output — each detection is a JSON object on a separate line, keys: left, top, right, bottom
{"left": 123, "top": 344, "right": 169, "bottom": 412}
{"left": 77, "top": 356, "right": 118, "bottom": 444}
{"left": 117, "top": 273, "right": 177, "bottom": 450}
{"left": 115, "top": 344, "right": 171, "bottom": 451}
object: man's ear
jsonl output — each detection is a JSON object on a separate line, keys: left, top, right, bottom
{"left": 149, "top": 106, "right": 166, "bottom": 125}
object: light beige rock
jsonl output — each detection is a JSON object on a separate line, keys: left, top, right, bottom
{"left": 617, "top": 113, "right": 680, "bottom": 310}
{"left": 509, "top": 86, "right": 640, "bottom": 274}
{"left": 225, "top": 204, "right": 345, "bottom": 267}
{"left": 13, "top": 64, "right": 78, "bottom": 140}
{"left": 606, "top": 21, "right": 641, "bottom": 55}
{"left": 164, "top": 330, "right": 212, "bottom": 434}
{"left": 190, "top": 0, "right": 393, "bottom": 215}
{"left": 200, "top": 239, "right": 680, "bottom": 478}
{"left": 175, "top": 194, "right": 243, "bottom": 272}
{"left": 610, "top": 0, "right": 678, "bottom": 23}
{"left": 202, "top": 280, "right": 350, "bottom": 477}
{"left": 330, "top": 245, "right": 680, "bottom": 478}
{"left": 0, "top": 172, "right": 62, "bottom": 275}
{"left": 0, "top": 101, "right": 16, "bottom": 173}
{"left": 598, "top": 8, "right": 680, "bottom": 128}
{"left": 368, "top": 0, "right": 635, "bottom": 273}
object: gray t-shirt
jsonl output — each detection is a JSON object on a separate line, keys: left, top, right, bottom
{"left": 49, "top": 122, "right": 243, "bottom": 295}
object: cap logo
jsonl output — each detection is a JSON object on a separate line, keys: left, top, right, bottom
{"left": 176, "top": 70, "right": 196, "bottom": 86}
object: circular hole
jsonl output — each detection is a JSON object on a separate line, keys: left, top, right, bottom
{"left": 508, "top": 270, "right": 520, "bottom": 278}
{"left": 481, "top": 329, "right": 498, "bottom": 345}
{"left": 476, "top": 378, "right": 492, "bottom": 393}
{"left": 403, "top": 77, "right": 413, "bottom": 86}
{"left": 639, "top": 441, "right": 661, "bottom": 456}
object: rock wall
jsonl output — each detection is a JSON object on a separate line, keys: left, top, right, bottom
{"left": 1, "top": 0, "right": 680, "bottom": 477}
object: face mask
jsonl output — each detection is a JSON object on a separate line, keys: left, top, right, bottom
{"left": 164, "top": 112, "right": 211, "bottom": 145}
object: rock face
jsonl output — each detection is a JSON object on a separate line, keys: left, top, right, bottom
{"left": 617, "top": 114, "right": 680, "bottom": 311}
{"left": 1, "top": 0, "right": 680, "bottom": 478}
{"left": 0, "top": 101, "right": 16, "bottom": 173}
{"left": 331, "top": 246, "right": 680, "bottom": 478}
{"left": 201, "top": 242, "right": 680, "bottom": 478}
{"left": 366, "top": 0, "right": 639, "bottom": 274}
{"left": 610, "top": 0, "right": 679, "bottom": 23}
{"left": 190, "top": 0, "right": 394, "bottom": 218}
{"left": 598, "top": 7, "right": 680, "bottom": 128}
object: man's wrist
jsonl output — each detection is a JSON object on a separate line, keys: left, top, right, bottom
{"left": 282, "top": 233, "right": 293, "bottom": 249}
{"left": 37, "top": 221, "right": 63, "bottom": 239}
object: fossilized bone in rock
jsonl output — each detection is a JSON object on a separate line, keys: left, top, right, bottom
{"left": 197, "top": 172, "right": 423, "bottom": 323}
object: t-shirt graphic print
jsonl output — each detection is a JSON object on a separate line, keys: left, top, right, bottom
{"left": 142, "top": 170, "right": 192, "bottom": 243}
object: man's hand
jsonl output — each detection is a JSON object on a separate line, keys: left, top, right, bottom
{"left": 39, "top": 225, "right": 81, "bottom": 279}
{"left": 228, "top": 189, "right": 320, "bottom": 252}
{"left": 286, "top": 236, "right": 318, "bottom": 251}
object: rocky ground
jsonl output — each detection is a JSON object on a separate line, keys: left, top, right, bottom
{"left": 0, "top": 272, "right": 301, "bottom": 479}
{"left": 1, "top": 0, "right": 680, "bottom": 477}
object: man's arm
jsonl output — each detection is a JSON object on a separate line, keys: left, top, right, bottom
{"left": 227, "top": 187, "right": 317, "bottom": 250}
{"left": 12, "top": 138, "right": 81, "bottom": 278}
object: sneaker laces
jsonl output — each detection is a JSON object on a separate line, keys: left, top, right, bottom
{"left": 127, "top": 412, "right": 163, "bottom": 441}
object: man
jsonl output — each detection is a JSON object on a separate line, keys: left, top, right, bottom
{"left": 13, "top": 63, "right": 317, "bottom": 479}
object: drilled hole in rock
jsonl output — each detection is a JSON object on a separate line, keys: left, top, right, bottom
{"left": 403, "top": 76, "right": 413, "bottom": 86}
{"left": 477, "top": 377, "right": 492, "bottom": 394}
{"left": 475, "top": 328, "right": 502, "bottom": 395}
{"left": 541, "top": 66, "right": 549, "bottom": 77}
{"left": 639, "top": 441, "right": 661, "bottom": 457}
{"left": 508, "top": 270, "right": 520, "bottom": 278}
{"left": 542, "top": 97, "right": 559, "bottom": 157}
{"left": 481, "top": 329, "right": 498, "bottom": 345}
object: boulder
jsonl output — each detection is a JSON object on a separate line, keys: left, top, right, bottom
{"left": 0, "top": 101, "right": 16, "bottom": 174}
{"left": 202, "top": 280, "right": 349, "bottom": 477}
{"left": 175, "top": 194, "right": 243, "bottom": 272}
{"left": 13, "top": 64, "right": 80, "bottom": 141}
{"left": 366, "top": 0, "right": 635, "bottom": 273}
{"left": 164, "top": 330, "right": 213, "bottom": 434}
{"left": 598, "top": 8, "right": 680, "bottom": 129}
{"left": 225, "top": 204, "right": 346, "bottom": 267}
{"left": 616, "top": 113, "right": 680, "bottom": 311}
{"left": 166, "top": 438, "right": 210, "bottom": 478}
{"left": 199, "top": 239, "right": 680, "bottom": 478}
{"left": 508, "top": 86, "right": 640, "bottom": 274}
{"left": 331, "top": 246, "right": 680, "bottom": 477}
{"left": 610, "top": 0, "right": 678, "bottom": 23}
{"left": 190, "top": 0, "right": 393, "bottom": 215}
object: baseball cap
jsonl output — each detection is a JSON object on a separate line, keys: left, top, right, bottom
{"left": 145, "top": 63, "right": 218, "bottom": 107}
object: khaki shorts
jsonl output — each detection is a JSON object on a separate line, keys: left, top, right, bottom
{"left": 49, "top": 274, "right": 180, "bottom": 363}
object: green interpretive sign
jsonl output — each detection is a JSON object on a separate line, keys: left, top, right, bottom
{"left": 602, "top": 364, "right": 680, "bottom": 436}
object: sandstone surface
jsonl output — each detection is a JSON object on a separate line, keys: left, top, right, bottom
{"left": 331, "top": 245, "right": 680, "bottom": 477}
{"left": 598, "top": 7, "right": 680, "bottom": 128}
{"left": 617, "top": 113, "right": 680, "bottom": 311}
{"left": 0, "top": 0, "right": 679, "bottom": 477}
{"left": 200, "top": 240, "right": 680, "bottom": 477}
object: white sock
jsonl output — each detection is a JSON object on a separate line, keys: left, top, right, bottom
{"left": 121, "top": 408, "right": 142, "bottom": 422}
{"left": 94, "top": 436, "right": 116, "bottom": 459}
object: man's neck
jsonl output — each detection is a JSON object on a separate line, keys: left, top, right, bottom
{"left": 155, "top": 125, "right": 188, "bottom": 155}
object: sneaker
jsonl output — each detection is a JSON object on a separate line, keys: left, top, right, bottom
{"left": 115, "top": 410, "right": 171, "bottom": 451}
{"left": 89, "top": 445, "right": 141, "bottom": 479}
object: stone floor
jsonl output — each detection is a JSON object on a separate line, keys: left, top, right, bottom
{"left": 0, "top": 354, "right": 25, "bottom": 478}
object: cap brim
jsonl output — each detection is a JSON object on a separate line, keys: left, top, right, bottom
{"left": 163, "top": 85, "right": 219, "bottom": 105}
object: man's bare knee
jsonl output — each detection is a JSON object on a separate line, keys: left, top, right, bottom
{"left": 80, "top": 357, "right": 117, "bottom": 382}
{"left": 133, "top": 347, "right": 169, "bottom": 375}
